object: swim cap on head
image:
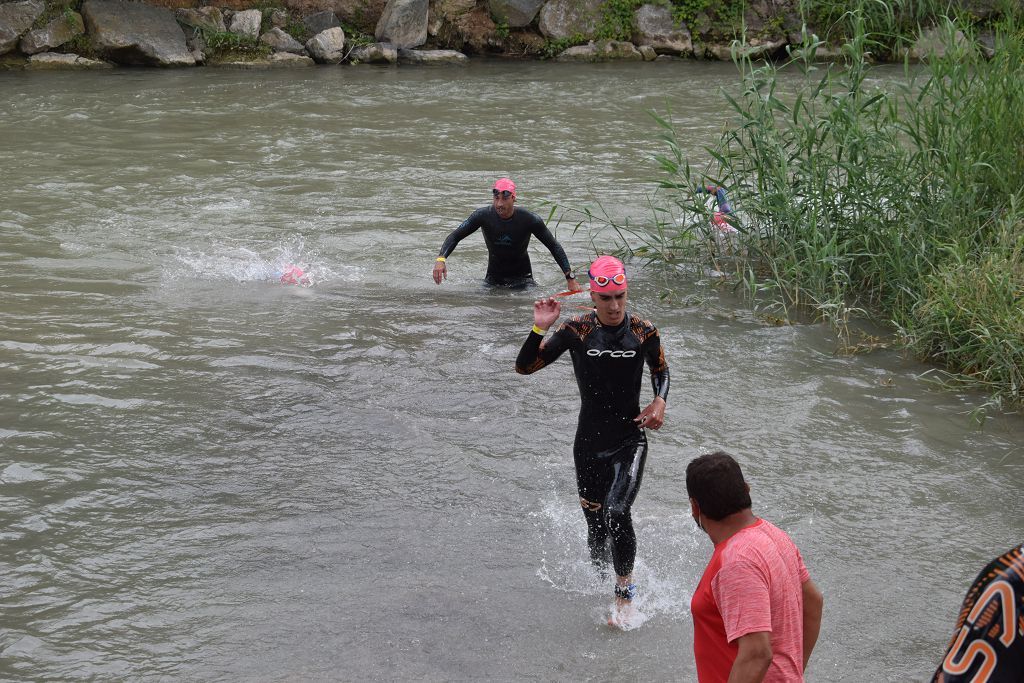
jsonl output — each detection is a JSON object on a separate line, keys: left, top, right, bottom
{"left": 588, "top": 255, "right": 627, "bottom": 292}
{"left": 493, "top": 178, "right": 516, "bottom": 196}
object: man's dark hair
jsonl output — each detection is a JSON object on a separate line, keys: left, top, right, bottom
{"left": 685, "top": 451, "right": 752, "bottom": 521}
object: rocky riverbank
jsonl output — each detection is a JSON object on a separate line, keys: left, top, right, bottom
{"left": 0, "top": 0, "right": 1009, "bottom": 70}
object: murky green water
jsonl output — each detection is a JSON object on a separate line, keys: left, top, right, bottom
{"left": 1, "top": 61, "right": 1022, "bottom": 681}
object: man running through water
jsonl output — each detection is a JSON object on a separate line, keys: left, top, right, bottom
{"left": 433, "top": 178, "right": 584, "bottom": 291}
{"left": 515, "top": 255, "right": 669, "bottom": 627}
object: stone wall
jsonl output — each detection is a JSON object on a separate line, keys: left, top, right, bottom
{"left": 0, "top": 0, "right": 1009, "bottom": 69}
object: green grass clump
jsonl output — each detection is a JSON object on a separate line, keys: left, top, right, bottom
{"left": 603, "top": 4, "right": 1024, "bottom": 409}
{"left": 202, "top": 29, "right": 272, "bottom": 60}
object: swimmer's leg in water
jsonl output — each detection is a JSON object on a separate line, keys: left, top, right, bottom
{"left": 581, "top": 498, "right": 611, "bottom": 576}
{"left": 576, "top": 438, "right": 648, "bottom": 627}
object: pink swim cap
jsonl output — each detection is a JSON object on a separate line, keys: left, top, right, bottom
{"left": 493, "top": 178, "right": 516, "bottom": 196}
{"left": 588, "top": 255, "right": 627, "bottom": 292}
{"left": 279, "top": 265, "right": 306, "bottom": 285}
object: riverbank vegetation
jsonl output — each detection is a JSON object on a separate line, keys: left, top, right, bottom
{"left": 613, "top": 5, "right": 1023, "bottom": 411}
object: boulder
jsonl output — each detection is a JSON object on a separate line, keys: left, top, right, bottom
{"left": 375, "top": 0, "right": 428, "bottom": 49}
{"left": 304, "top": 10, "right": 340, "bottom": 35}
{"left": 306, "top": 26, "right": 345, "bottom": 62}
{"left": 397, "top": 47, "right": 467, "bottom": 63}
{"left": 487, "top": 0, "right": 544, "bottom": 28}
{"left": 19, "top": 11, "right": 85, "bottom": 55}
{"left": 538, "top": 0, "right": 602, "bottom": 41}
{"left": 270, "top": 9, "right": 289, "bottom": 28}
{"left": 555, "top": 39, "right": 642, "bottom": 61}
{"left": 269, "top": 51, "right": 315, "bottom": 65}
{"left": 212, "top": 51, "right": 315, "bottom": 67}
{"left": 175, "top": 7, "right": 227, "bottom": 34}
{"left": 260, "top": 27, "right": 306, "bottom": 53}
{"left": 903, "top": 25, "right": 970, "bottom": 62}
{"left": 0, "top": 0, "right": 45, "bottom": 54}
{"left": 704, "top": 36, "right": 785, "bottom": 61}
{"left": 632, "top": 4, "right": 691, "bottom": 56}
{"left": 348, "top": 41, "right": 398, "bottom": 63}
{"left": 26, "top": 51, "right": 111, "bottom": 69}
{"left": 638, "top": 44, "right": 655, "bottom": 60}
{"left": 82, "top": 0, "right": 195, "bottom": 66}
{"left": 229, "top": 9, "right": 262, "bottom": 39}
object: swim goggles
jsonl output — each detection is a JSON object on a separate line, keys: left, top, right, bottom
{"left": 588, "top": 270, "right": 627, "bottom": 287}
{"left": 492, "top": 189, "right": 513, "bottom": 199}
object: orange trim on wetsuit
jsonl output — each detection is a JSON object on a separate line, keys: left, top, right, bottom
{"left": 933, "top": 544, "right": 1024, "bottom": 683}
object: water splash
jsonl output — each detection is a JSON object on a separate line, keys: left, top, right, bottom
{"left": 168, "top": 236, "right": 338, "bottom": 286}
{"left": 533, "top": 491, "right": 704, "bottom": 630}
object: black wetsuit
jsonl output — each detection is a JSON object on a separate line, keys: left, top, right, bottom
{"left": 933, "top": 543, "right": 1024, "bottom": 683}
{"left": 516, "top": 311, "right": 670, "bottom": 577}
{"left": 438, "top": 206, "right": 572, "bottom": 286}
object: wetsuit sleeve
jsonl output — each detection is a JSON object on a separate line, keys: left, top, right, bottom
{"left": 643, "top": 326, "right": 670, "bottom": 401}
{"left": 528, "top": 213, "right": 573, "bottom": 276}
{"left": 516, "top": 324, "right": 572, "bottom": 374}
{"left": 438, "top": 208, "right": 485, "bottom": 258}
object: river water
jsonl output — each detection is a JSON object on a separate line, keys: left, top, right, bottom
{"left": 1, "top": 61, "right": 1022, "bottom": 682}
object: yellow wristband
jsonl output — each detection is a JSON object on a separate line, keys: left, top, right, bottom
{"left": 436, "top": 256, "right": 446, "bottom": 262}
{"left": 532, "top": 325, "right": 548, "bottom": 336}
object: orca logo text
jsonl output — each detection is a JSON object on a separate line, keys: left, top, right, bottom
{"left": 587, "top": 349, "right": 637, "bottom": 358}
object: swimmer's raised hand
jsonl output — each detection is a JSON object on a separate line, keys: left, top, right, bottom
{"left": 532, "top": 297, "right": 561, "bottom": 331}
{"left": 432, "top": 257, "right": 447, "bottom": 284}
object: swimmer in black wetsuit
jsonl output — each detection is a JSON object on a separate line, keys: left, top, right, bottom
{"left": 432, "top": 178, "right": 584, "bottom": 291}
{"left": 515, "top": 255, "right": 669, "bottom": 627}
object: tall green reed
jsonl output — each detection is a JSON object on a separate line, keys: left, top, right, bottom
{"left": 626, "top": 5, "right": 1023, "bottom": 409}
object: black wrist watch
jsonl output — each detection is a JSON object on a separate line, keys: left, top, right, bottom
{"left": 566, "top": 271, "right": 576, "bottom": 280}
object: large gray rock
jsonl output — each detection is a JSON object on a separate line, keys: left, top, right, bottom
{"left": 632, "top": 4, "right": 691, "bottom": 55}
{"left": 704, "top": 36, "right": 785, "bottom": 61}
{"left": 555, "top": 39, "right": 642, "bottom": 61}
{"left": 397, "top": 47, "right": 467, "bottom": 64}
{"left": 538, "top": 0, "right": 602, "bottom": 40}
{"left": 82, "top": 0, "right": 194, "bottom": 66}
{"left": 260, "top": 27, "right": 306, "bottom": 53}
{"left": 306, "top": 26, "right": 346, "bottom": 62}
{"left": 229, "top": 9, "right": 262, "bottom": 39}
{"left": 175, "top": 7, "right": 226, "bottom": 35}
{"left": 212, "top": 51, "right": 316, "bottom": 67}
{"left": 903, "top": 25, "right": 970, "bottom": 62}
{"left": 26, "top": 51, "right": 111, "bottom": 69}
{"left": 0, "top": 0, "right": 44, "bottom": 54}
{"left": 304, "top": 10, "right": 340, "bottom": 35}
{"left": 375, "top": 0, "right": 428, "bottom": 49}
{"left": 348, "top": 41, "right": 398, "bottom": 63}
{"left": 487, "top": 0, "right": 544, "bottom": 28}
{"left": 20, "top": 12, "right": 84, "bottom": 55}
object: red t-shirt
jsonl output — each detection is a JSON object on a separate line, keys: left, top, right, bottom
{"left": 691, "top": 518, "right": 811, "bottom": 683}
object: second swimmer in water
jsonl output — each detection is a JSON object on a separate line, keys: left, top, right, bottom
{"left": 515, "top": 255, "right": 670, "bottom": 628}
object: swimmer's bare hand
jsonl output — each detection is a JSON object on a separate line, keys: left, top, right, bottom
{"left": 533, "top": 297, "right": 561, "bottom": 330}
{"left": 566, "top": 277, "right": 584, "bottom": 293}
{"left": 635, "top": 397, "right": 666, "bottom": 430}
{"left": 432, "top": 260, "right": 447, "bottom": 284}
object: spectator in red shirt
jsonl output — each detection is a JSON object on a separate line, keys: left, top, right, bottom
{"left": 686, "top": 451, "right": 824, "bottom": 683}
